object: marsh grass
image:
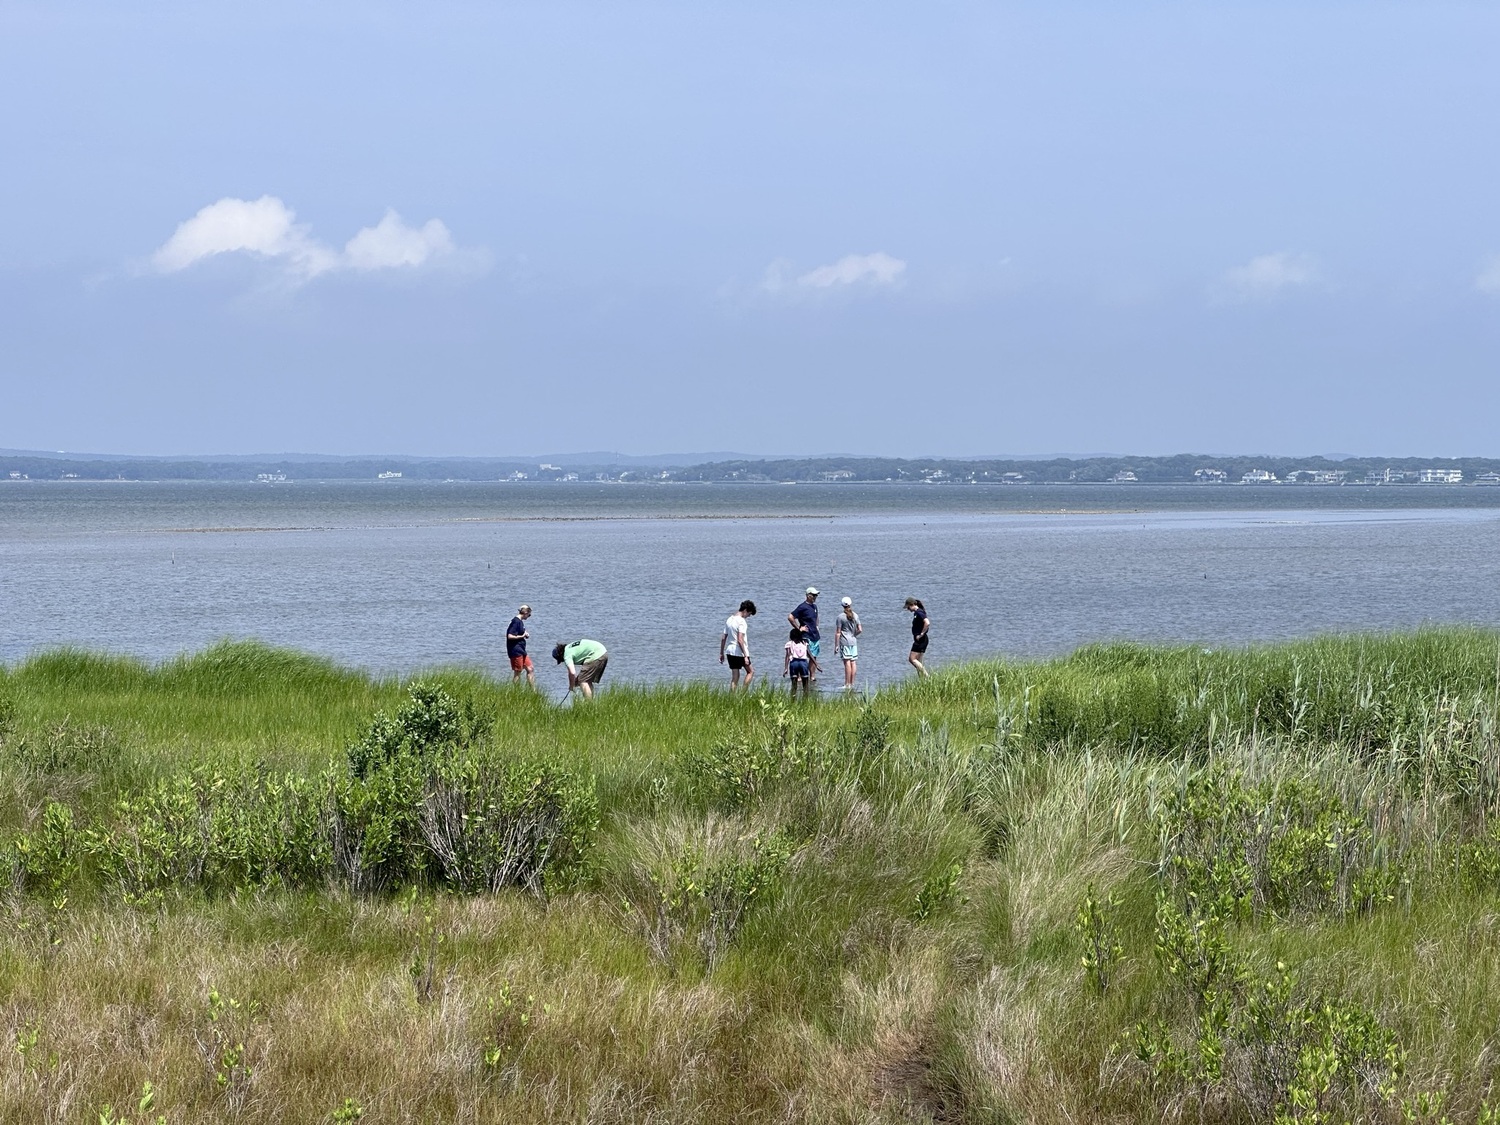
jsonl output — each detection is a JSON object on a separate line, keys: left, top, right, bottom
{"left": 5, "top": 632, "right": 1500, "bottom": 1121}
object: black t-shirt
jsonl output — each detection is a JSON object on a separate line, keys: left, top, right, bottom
{"left": 506, "top": 616, "right": 528, "bottom": 657}
{"left": 792, "top": 600, "right": 820, "bottom": 642}
{"left": 910, "top": 609, "right": 929, "bottom": 639}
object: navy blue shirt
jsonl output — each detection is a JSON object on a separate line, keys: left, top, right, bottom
{"left": 506, "top": 616, "right": 528, "bottom": 658}
{"left": 910, "top": 608, "right": 929, "bottom": 639}
{"left": 791, "top": 599, "right": 820, "bottom": 642}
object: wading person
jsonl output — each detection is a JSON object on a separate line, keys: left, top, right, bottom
{"left": 553, "top": 638, "right": 608, "bottom": 700}
{"left": 783, "top": 627, "right": 811, "bottom": 700}
{"left": 834, "top": 596, "right": 862, "bottom": 691}
{"left": 506, "top": 604, "right": 534, "bottom": 686}
{"left": 719, "top": 599, "right": 757, "bottom": 692}
{"left": 787, "top": 587, "right": 821, "bottom": 684}
{"left": 904, "top": 597, "right": 930, "bottom": 678}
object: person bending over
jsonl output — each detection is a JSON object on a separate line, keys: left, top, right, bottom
{"left": 553, "top": 638, "right": 609, "bottom": 700}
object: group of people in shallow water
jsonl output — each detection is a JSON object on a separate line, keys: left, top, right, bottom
{"left": 501, "top": 589, "right": 930, "bottom": 701}
{"left": 719, "top": 587, "right": 931, "bottom": 697}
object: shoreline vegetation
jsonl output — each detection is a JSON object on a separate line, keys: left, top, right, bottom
{"left": 5, "top": 632, "right": 1500, "bottom": 1121}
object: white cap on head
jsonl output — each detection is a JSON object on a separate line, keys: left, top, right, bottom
{"left": 806, "top": 586, "right": 819, "bottom": 595}
{"left": 841, "top": 597, "right": 852, "bottom": 606}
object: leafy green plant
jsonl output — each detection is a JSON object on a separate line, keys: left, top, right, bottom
{"left": 96, "top": 1081, "right": 166, "bottom": 1125}
{"left": 197, "top": 988, "right": 259, "bottom": 1111}
{"left": 1075, "top": 884, "right": 1125, "bottom": 993}
{"left": 912, "top": 861, "right": 964, "bottom": 922}
{"left": 481, "top": 979, "right": 537, "bottom": 1073}
{"left": 633, "top": 830, "right": 794, "bottom": 967}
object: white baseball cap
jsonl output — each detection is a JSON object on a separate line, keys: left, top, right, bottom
{"left": 841, "top": 597, "right": 852, "bottom": 606}
{"left": 806, "top": 586, "right": 819, "bottom": 595}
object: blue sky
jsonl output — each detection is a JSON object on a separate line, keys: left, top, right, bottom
{"left": 3, "top": 2, "right": 1499, "bottom": 458}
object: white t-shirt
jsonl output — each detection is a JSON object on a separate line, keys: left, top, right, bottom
{"left": 723, "top": 614, "right": 748, "bottom": 657}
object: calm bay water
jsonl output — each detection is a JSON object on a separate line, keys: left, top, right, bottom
{"left": 5, "top": 480, "right": 1500, "bottom": 695}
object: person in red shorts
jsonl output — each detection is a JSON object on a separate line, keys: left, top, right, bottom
{"left": 506, "top": 604, "right": 534, "bottom": 685}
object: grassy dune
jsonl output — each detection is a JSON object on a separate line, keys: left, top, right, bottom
{"left": 4, "top": 633, "right": 1500, "bottom": 1123}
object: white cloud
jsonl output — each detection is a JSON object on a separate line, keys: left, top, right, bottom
{"left": 151, "top": 196, "right": 478, "bottom": 282}
{"left": 1219, "top": 251, "right": 1319, "bottom": 301}
{"left": 1476, "top": 257, "right": 1500, "bottom": 296}
{"left": 795, "top": 251, "right": 906, "bottom": 289}
{"left": 344, "top": 210, "right": 455, "bottom": 270}
{"left": 756, "top": 252, "right": 907, "bottom": 299}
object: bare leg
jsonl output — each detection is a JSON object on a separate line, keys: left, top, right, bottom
{"left": 577, "top": 680, "right": 594, "bottom": 700}
{"left": 908, "top": 651, "right": 928, "bottom": 678}
{"left": 844, "top": 658, "right": 856, "bottom": 690}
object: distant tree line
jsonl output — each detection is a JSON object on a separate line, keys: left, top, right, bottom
{"left": 3, "top": 452, "right": 1498, "bottom": 484}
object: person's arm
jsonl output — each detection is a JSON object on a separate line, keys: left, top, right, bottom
{"left": 564, "top": 649, "right": 579, "bottom": 689}
{"left": 738, "top": 627, "right": 750, "bottom": 665}
{"left": 507, "top": 625, "right": 527, "bottom": 643}
{"left": 782, "top": 646, "right": 790, "bottom": 676}
{"left": 719, "top": 628, "right": 727, "bottom": 663}
{"left": 853, "top": 614, "right": 862, "bottom": 636}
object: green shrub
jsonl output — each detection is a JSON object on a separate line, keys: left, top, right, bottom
{"left": 1156, "top": 763, "right": 1401, "bottom": 920}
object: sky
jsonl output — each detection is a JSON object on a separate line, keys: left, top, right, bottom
{"left": 3, "top": 1, "right": 1499, "bottom": 459}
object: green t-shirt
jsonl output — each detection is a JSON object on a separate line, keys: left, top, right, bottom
{"left": 564, "top": 639, "right": 606, "bottom": 666}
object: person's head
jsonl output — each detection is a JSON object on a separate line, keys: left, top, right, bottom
{"left": 738, "top": 600, "right": 757, "bottom": 616}
{"left": 805, "top": 586, "right": 819, "bottom": 601}
{"left": 904, "top": 597, "right": 924, "bottom": 611}
{"left": 518, "top": 604, "right": 531, "bottom": 619}
{"left": 841, "top": 597, "right": 853, "bottom": 612}
{"left": 790, "top": 627, "right": 803, "bottom": 642}
{"left": 551, "top": 642, "right": 567, "bottom": 663}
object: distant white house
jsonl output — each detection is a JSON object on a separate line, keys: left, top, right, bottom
{"left": 1476, "top": 472, "right": 1500, "bottom": 486}
{"left": 377, "top": 471, "right": 402, "bottom": 479}
{"left": 505, "top": 471, "right": 528, "bottom": 481}
{"left": 7, "top": 472, "right": 26, "bottom": 480}
{"left": 256, "top": 471, "right": 287, "bottom": 482}
{"left": 821, "top": 470, "right": 855, "bottom": 480}
{"left": 1418, "top": 468, "right": 1463, "bottom": 483}
{"left": 1241, "top": 469, "right": 1277, "bottom": 484}
{"left": 538, "top": 463, "right": 561, "bottom": 471}
{"left": 1109, "top": 470, "right": 1139, "bottom": 483}
{"left": 1194, "top": 468, "right": 1227, "bottom": 483}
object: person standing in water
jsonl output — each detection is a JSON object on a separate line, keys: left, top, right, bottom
{"left": 904, "top": 597, "right": 931, "bottom": 678}
{"left": 719, "top": 599, "right": 757, "bottom": 692}
{"left": 506, "top": 604, "right": 534, "bottom": 686}
{"left": 788, "top": 587, "right": 821, "bottom": 683}
{"left": 834, "top": 596, "right": 862, "bottom": 691}
{"left": 783, "top": 627, "right": 811, "bottom": 700}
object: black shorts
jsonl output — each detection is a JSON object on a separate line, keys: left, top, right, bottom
{"left": 727, "top": 654, "right": 748, "bottom": 671}
{"left": 910, "top": 636, "right": 929, "bottom": 654}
